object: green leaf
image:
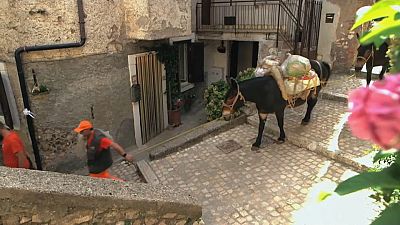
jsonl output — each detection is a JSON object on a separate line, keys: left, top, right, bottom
{"left": 352, "top": 0, "right": 400, "bottom": 30}
{"left": 373, "top": 150, "right": 398, "bottom": 163}
{"left": 355, "top": 6, "right": 372, "bottom": 22}
{"left": 359, "top": 17, "right": 400, "bottom": 47}
{"left": 335, "top": 167, "right": 400, "bottom": 195}
{"left": 371, "top": 203, "right": 400, "bottom": 225}
{"left": 317, "top": 191, "right": 332, "bottom": 202}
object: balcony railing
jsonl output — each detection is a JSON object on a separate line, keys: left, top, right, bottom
{"left": 197, "top": 1, "right": 302, "bottom": 50}
{"left": 195, "top": 0, "right": 322, "bottom": 59}
{"left": 196, "top": 1, "right": 282, "bottom": 33}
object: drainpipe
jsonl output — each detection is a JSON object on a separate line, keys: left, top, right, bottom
{"left": 14, "top": 0, "right": 86, "bottom": 170}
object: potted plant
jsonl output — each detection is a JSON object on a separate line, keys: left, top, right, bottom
{"left": 153, "top": 43, "right": 183, "bottom": 127}
{"left": 168, "top": 98, "right": 184, "bottom": 127}
{"left": 183, "top": 92, "right": 196, "bottom": 112}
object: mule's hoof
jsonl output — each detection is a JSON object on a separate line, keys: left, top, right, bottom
{"left": 251, "top": 142, "right": 261, "bottom": 150}
{"left": 275, "top": 138, "right": 285, "bottom": 144}
{"left": 301, "top": 120, "right": 309, "bottom": 125}
{"left": 252, "top": 142, "right": 260, "bottom": 147}
{"left": 251, "top": 145, "right": 261, "bottom": 152}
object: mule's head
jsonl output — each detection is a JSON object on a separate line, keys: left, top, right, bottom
{"left": 354, "top": 33, "right": 373, "bottom": 71}
{"left": 222, "top": 78, "right": 245, "bottom": 120}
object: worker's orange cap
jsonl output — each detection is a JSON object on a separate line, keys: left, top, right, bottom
{"left": 74, "top": 120, "right": 93, "bottom": 133}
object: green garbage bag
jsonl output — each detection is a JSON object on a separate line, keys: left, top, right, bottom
{"left": 281, "top": 54, "right": 311, "bottom": 78}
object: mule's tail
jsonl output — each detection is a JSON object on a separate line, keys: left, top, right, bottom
{"left": 321, "top": 61, "right": 331, "bottom": 78}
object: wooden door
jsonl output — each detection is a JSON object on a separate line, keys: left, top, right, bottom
{"left": 128, "top": 52, "right": 167, "bottom": 145}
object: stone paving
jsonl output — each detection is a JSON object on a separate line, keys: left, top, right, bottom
{"left": 321, "top": 72, "right": 366, "bottom": 97}
{"left": 56, "top": 159, "right": 145, "bottom": 183}
{"left": 80, "top": 72, "right": 378, "bottom": 224}
{"left": 248, "top": 98, "right": 375, "bottom": 168}
{"left": 321, "top": 73, "right": 379, "bottom": 165}
{"left": 149, "top": 124, "right": 356, "bottom": 225}
{"left": 109, "top": 160, "right": 144, "bottom": 183}
{"left": 246, "top": 72, "right": 378, "bottom": 169}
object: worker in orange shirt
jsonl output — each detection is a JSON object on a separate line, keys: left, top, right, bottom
{"left": 73, "top": 120, "right": 134, "bottom": 181}
{"left": 0, "top": 118, "right": 32, "bottom": 169}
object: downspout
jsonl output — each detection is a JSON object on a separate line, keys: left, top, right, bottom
{"left": 14, "top": 0, "right": 86, "bottom": 170}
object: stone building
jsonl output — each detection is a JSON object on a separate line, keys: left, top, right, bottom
{"left": 0, "top": 0, "right": 191, "bottom": 170}
{"left": 191, "top": 0, "right": 374, "bottom": 84}
{"left": 0, "top": 0, "right": 373, "bottom": 171}
{"left": 318, "top": 0, "right": 375, "bottom": 71}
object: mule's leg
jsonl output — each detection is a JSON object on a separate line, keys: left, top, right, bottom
{"left": 379, "top": 64, "right": 388, "bottom": 80}
{"left": 366, "top": 64, "right": 372, "bottom": 86}
{"left": 252, "top": 113, "right": 267, "bottom": 149}
{"left": 275, "top": 110, "right": 286, "bottom": 143}
{"left": 302, "top": 94, "right": 318, "bottom": 125}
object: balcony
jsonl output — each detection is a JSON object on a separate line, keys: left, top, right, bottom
{"left": 195, "top": 1, "right": 302, "bottom": 34}
{"left": 195, "top": 0, "right": 322, "bottom": 59}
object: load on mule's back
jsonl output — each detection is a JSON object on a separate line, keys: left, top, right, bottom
{"left": 222, "top": 54, "right": 331, "bottom": 150}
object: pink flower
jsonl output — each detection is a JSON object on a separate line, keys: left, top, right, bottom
{"left": 348, "top": 74, "right": 400, "bottom": 150}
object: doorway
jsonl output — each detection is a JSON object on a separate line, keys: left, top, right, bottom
{"left": 0, "top": 72, "right": 13, "bottom": 129}
{"left": 128, "top": 52, "right": 168, "bottom": 146}
{"left": 229, "top": 41, "right": 259, "bottom": 78}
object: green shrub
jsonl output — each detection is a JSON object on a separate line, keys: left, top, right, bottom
{"left": 237, "top": 68, "right": 256, "bottom": 82}
{"left": 204, "top": 80, "right": 229, "bottom": 121}
{"left": 203, "top": 68, "right": 255, "bottom": 121}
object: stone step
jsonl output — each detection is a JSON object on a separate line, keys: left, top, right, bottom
{"left": 246, "top": 98, "right": 375, "bottom": 172}
{"left": 109, "top": 160, "right": 145, "bottom": 183}
{"left": 149, "top": 115, "right": 247, "bottom": 160}
{"left": 319, "top": 90, "right": 348, "bottom": 103}
{"left": 136, "top": 160, "right": 160, "bottom": 185}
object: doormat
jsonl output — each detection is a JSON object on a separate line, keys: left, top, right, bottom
{"left": 216, "top": 140, "right": 242, "bottom": 154}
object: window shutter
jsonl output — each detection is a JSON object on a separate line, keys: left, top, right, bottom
{"left": 188, "top": 42, "right": 204, "bottom": 83}
{"left": 201, "top": 0, "right": 211, "bottom": 25}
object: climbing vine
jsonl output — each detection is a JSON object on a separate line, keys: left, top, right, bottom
{"left": 153, "top": 43, "right": 180, "bottom": 110}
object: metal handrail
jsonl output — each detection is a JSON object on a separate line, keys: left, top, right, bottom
{"left": 196, "top": 0, "right": 304, "bottom": 53}
{"left": 207, "top": 0, "right": 279, "bottom": 4}
{"left": 196, "top": 1, "right": 282, "bottom": 31}
{"left": 276, "top": 0, "right": 302, "bottom": 52}
{"left": 279, "top": 1, "right": 302, "bottom": 30}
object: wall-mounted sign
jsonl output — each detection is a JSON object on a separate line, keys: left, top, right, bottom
{"left": 326, "top": 13, "right": 335, "bottom": 23}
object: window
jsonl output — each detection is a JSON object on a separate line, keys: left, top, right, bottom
{"left": 178, "top": 43, "right": 188, "bottom": 83}
{"left": 178, "top": 43, "right": 194, "bottom": 92}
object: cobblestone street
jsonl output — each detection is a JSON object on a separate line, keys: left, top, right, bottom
{"left": 1, "top": 0, "right": 394, "bottom": 224}
{"left": 248, "top": 98, "right": 374, "bottom": 168}
{"left": 149, "top": 124, "right": 355, "bottom": 225}
{"left": 107, "top": 73, "right": 378, "bottom": 224}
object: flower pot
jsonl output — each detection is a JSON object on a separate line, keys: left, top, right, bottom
{"left": 183, "top": 99, "right": 192, "bottom": 112}
{"left": 168, "top": 108, "right": 182, "bottom": 127}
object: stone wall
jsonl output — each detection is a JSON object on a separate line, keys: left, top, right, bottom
{"left": 23, "top": 44, "right": 161, "bottom": 170}
{"left": 0, "top": 0, "right": 125, "bottom": 62}
{"left": 124, "top": 0, "right": 191, "bottom": 40}
{"left": 0, "top": 166, "right": 202, "bottom": 225}
{"left": 0, "top": 0, "right": 191, "bottom": 62}
{"left": 0, "top": 42, "right": 163, "bottom": 171}
{"left": 0, "top": 0, "right": 189, "bottom": 170}
{"left": 319, "top": 0, "right": 374, "bottom": 72}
